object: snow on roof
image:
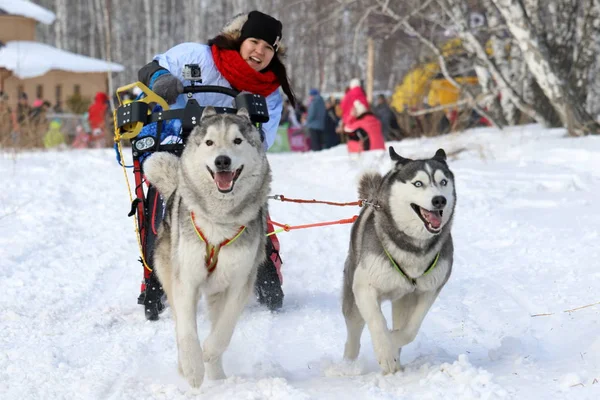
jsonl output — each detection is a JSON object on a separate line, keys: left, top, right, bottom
{"left": 0, "top": 0, "right": 56, "bottom": 25}
{"left": 0, "top": 41, "right": 125, "bottom": 79}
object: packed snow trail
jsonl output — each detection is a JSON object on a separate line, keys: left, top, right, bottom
{"left": 1, "top": 125, "right": 599, "bottom": 399}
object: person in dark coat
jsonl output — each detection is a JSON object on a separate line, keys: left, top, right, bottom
{"left": 324, "top": 97, "right": 340, "bottom": 148}
{"left": 372, "top": 94, "right": 402, "bottom": 141}
{"left": 305, "top": 88, "right": 327, "bottom": 151}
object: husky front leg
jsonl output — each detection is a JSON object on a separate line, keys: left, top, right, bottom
{"left": 391, "top": 291, "right": 439, "bottom": 358}
{"left": 203, "top": 290, "right": 227, "bottom": 380}
{"left": 203, "top": 275, "right": 254, "bottom": 377}
{"left": 171, "top": 277, "right": 204, "bottom": 388}
{"left": 353, "top": 280, "right": 398, "bottom": 374}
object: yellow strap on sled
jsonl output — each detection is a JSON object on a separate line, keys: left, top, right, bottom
{"left": 113, "top": 81, "right": 170, "bottom": 141}
{"left": 112, "top": 81, "right": 170, "bottom": 273}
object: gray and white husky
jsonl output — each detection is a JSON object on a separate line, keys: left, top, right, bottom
{"left": 143, "top": 107, "right": 271, "bottom": 388}
{"left": 342, "top": 147, "right": 456, "bottom": 374}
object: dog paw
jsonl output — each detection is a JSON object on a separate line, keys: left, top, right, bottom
{"left": 377, "top": 352, "right": 399, "bottom": 375}
{"left": 343, "top": 340, "right": 361, "bottom": 361}
{"left": 178, "top": 337, "right": 205, "bottom": 388}
{"left": 373, "top": 337, "right": 399, "bottom": 375}
{"left": 203, "top": 333, "right": 228, "bottom": 363}
{"left": 206, "top": 358, "right": 226, "bottom": 380}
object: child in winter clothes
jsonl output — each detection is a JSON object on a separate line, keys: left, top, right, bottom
{"left": 88, "top": 92, "right": 109, "bottom": 148}
{"left": 134, "top": 10, "right": 296, "bottom": 319}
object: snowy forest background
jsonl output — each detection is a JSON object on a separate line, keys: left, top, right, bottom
{"left": 31, "top": 0, "right": 600, "bottom": 136}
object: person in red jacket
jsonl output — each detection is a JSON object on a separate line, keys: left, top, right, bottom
{"left": 88, "top": 92, "right": 109, "bottom": 148}
{"left": 340, "top": 78, "right": 369, "bottom": 126}
{"left": 343, "top": 100, "right": 385, "bottom": 153}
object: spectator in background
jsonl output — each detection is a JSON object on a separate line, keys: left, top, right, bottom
{"left": 30, "top": 99, "right": 51, "bottom": 125}
{"left": 372, "top": 94, "right": 402, "bottom": 141}
{"left": 281, "top": 98, "right": 301, "bottom": 128}
{"left": 12, "top": 92, "right": 31, "bottom": 145}
{"left": 343, "top": 99, "right": 385, "bottom": 153}
{"left": 15, "top": 92, "right": 30, "bottom": 126}
{"left": 296, "top": 99, "right": 307, "bottom": 125}
{"left": 88, "top": 92, "right": 109, "bottom": 148}
{"left": 333, "top": 96, "right": 343, "bottom": 119}
{"left": 280, "top": 99, "right": 290, "bottom": 125}
{"left": 324, "top": 97, "right": 340, "bottom": 148}
{"left": 43, "top": 119, "right": 66, "bottom": 149}
{"left": 0, "top": 92, "right": 16, "bottom": 146}
{"left": 340, "top": 78, "right": 368, "bottom": 126}
{"left": 305, "top": 88, "right": 327, "bottom": 151}
{"left": 71, "top": 124, "right": 90, "bottom": 149}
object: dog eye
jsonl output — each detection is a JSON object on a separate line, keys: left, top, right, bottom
{"left": 440, "top": 179, "right": 448, "bottom": 186}
{"left": 413, "top": 181, "right": 423, "bottom": 187}
{"left": 205, "top": 140, "right": 214, "bottom": 146}
{"left": 233, "top": 138, "right": 242, "bottom": 145}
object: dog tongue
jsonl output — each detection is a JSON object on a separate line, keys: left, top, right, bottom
{"left": 422, "top": 209, "right": 442, "bottom": 229}
{"left": 215, "top": 171, "right": 234, "bottom": 190}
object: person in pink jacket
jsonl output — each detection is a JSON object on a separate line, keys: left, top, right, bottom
{"left": 340, "top": 78, "right": 369, "bottom": 126}
{"left": 343, "top": 93, "right": 385, "bottom": 153}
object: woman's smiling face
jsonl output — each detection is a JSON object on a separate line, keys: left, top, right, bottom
{"left": 239, "top": 38, "right": 275, "bottom": 72}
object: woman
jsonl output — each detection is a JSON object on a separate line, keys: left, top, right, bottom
{"left": 135, "top": 11, "right": 295, "bottom": 319}
{"left": 138, "top": 10, "right": 295, "bottom": 148}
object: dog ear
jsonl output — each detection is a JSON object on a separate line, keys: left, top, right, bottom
{"left": 434, "top": 148, "right": 447, "bottom": 161}
{"left": 236, "top": 107, "right": 250, "bottom": 120}
{"left": 389, "top": 146, "right": 410, "bottom": 166}
{"left": 201, "top": 106, "right": 217, "bottom": 121}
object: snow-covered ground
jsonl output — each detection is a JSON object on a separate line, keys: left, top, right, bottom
{"left": 1, "top": 124, "right": 599, "bottom": 399}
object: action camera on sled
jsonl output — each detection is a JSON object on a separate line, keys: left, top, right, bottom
{"left": 182, "top": 63, "right": 202, "bottom": 82}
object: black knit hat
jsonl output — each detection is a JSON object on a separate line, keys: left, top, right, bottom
{"left": 240, "top": 11, "right": 283, "bottom": 51}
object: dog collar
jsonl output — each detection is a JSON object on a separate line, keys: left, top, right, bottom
{"left": 383, "top": 247, "right": 440, "bottom": 285}
{"left": 190, "top": 212, "right": 246, "bottom": 275}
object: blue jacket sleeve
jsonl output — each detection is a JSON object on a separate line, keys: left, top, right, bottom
{"left": 262, "top": 89, "right": 283, "bottom": 150}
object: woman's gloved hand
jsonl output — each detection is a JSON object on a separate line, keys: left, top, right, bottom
{"left": 152, "top": 74, "right": 183, "bottom": 105}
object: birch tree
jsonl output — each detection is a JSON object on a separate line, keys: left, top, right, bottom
{"left": 53, "top": 0, "right": 66, "bottom": 49}
{"left": 491, "top": 0, "right": 599, "bottom": 135}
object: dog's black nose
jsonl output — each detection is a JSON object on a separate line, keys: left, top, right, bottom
{"left": 432, "top": 195, "right": 447, "bottom": 209}
{"left": 214, "top": 155, "right": 231, "bottom": 171}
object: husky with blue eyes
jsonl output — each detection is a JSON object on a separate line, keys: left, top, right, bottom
{"left": 342, "top": 147, "right": 456, "bottom": 374}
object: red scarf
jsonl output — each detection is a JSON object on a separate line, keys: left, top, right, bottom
{"left": 211, "top": 45, "right": 280, "bottom": 97}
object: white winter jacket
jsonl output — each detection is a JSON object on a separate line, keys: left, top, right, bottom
{"left": 153, "top": 42, "right": 283, "bottom": 150}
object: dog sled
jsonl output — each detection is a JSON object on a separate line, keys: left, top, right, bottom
{"left": 112, "top": 75, "right": 278, "bottom": 320}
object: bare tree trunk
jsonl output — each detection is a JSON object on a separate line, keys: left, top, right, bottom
{"left": 104, "top": 0, "right": 115, "bottom": 110}
{"left": 152, "top": 0, "right": 160, "bottom": 55}
{"left": 492, "top": 0, "right": 599, "bottom": 135}
{"left": 54, "top": 0, "right": 67, "bottom": 49}
{"left": 93, "top": 0, "right": 106, "bottom": 60}
{"left": 88, "top": 0, "right": 96, "bottom": 58}
{"left": 366, "top": 37, "right": 374, "bottom": 103}
{"left": 76, "top": 1, "right": 84, "bottom": 54}
{"left": 438, "top": 0, "right": 547, "bottom": 126}
{"left": 143, "top": 0, "right": 152, "bottom": 60}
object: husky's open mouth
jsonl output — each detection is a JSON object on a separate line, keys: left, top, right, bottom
{"left": 207, "top": 166, "right": 244, "bottom": 193}
{"left": 411, "top": 203, "right": 443, "bottom": 234}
